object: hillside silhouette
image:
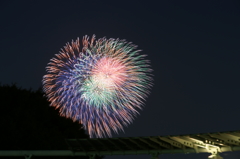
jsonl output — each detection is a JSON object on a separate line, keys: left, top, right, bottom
{"left": 0, "top": 84, "right": 102, "bottom": 158}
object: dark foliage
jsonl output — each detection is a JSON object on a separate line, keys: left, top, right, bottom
{"left": 0, "top": 84, "right": 103, "bottom": 159}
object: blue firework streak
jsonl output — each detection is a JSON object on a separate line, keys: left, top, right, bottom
{"left": 43, "top": 35, "right": 153, "bottom": 138}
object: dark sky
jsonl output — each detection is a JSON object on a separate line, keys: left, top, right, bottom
{"left": 1, "top": 0, "right": 240, "bottom": 159}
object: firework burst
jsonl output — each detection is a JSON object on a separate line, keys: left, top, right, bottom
{"left": 43, "top": 35, "right": 153, "bottom": 138}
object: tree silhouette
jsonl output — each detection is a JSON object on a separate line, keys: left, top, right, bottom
{"left": 0, "top": 84, "right": 103, "bottom": 159}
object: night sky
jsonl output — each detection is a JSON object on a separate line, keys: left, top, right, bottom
{"left": 1, "top": 0, "right": 240, "bottom": 159}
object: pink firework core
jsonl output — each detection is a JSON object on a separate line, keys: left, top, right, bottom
{"left": 91, "top": 57, "right": 127, "bottom": 89}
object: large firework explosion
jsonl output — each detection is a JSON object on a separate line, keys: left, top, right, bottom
{"left": 43, "top": 35, "right": 153, "bottom": 138}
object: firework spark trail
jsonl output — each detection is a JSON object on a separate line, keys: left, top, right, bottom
{"left": 43, "top": 35, "right": 153, "bottom": 138}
